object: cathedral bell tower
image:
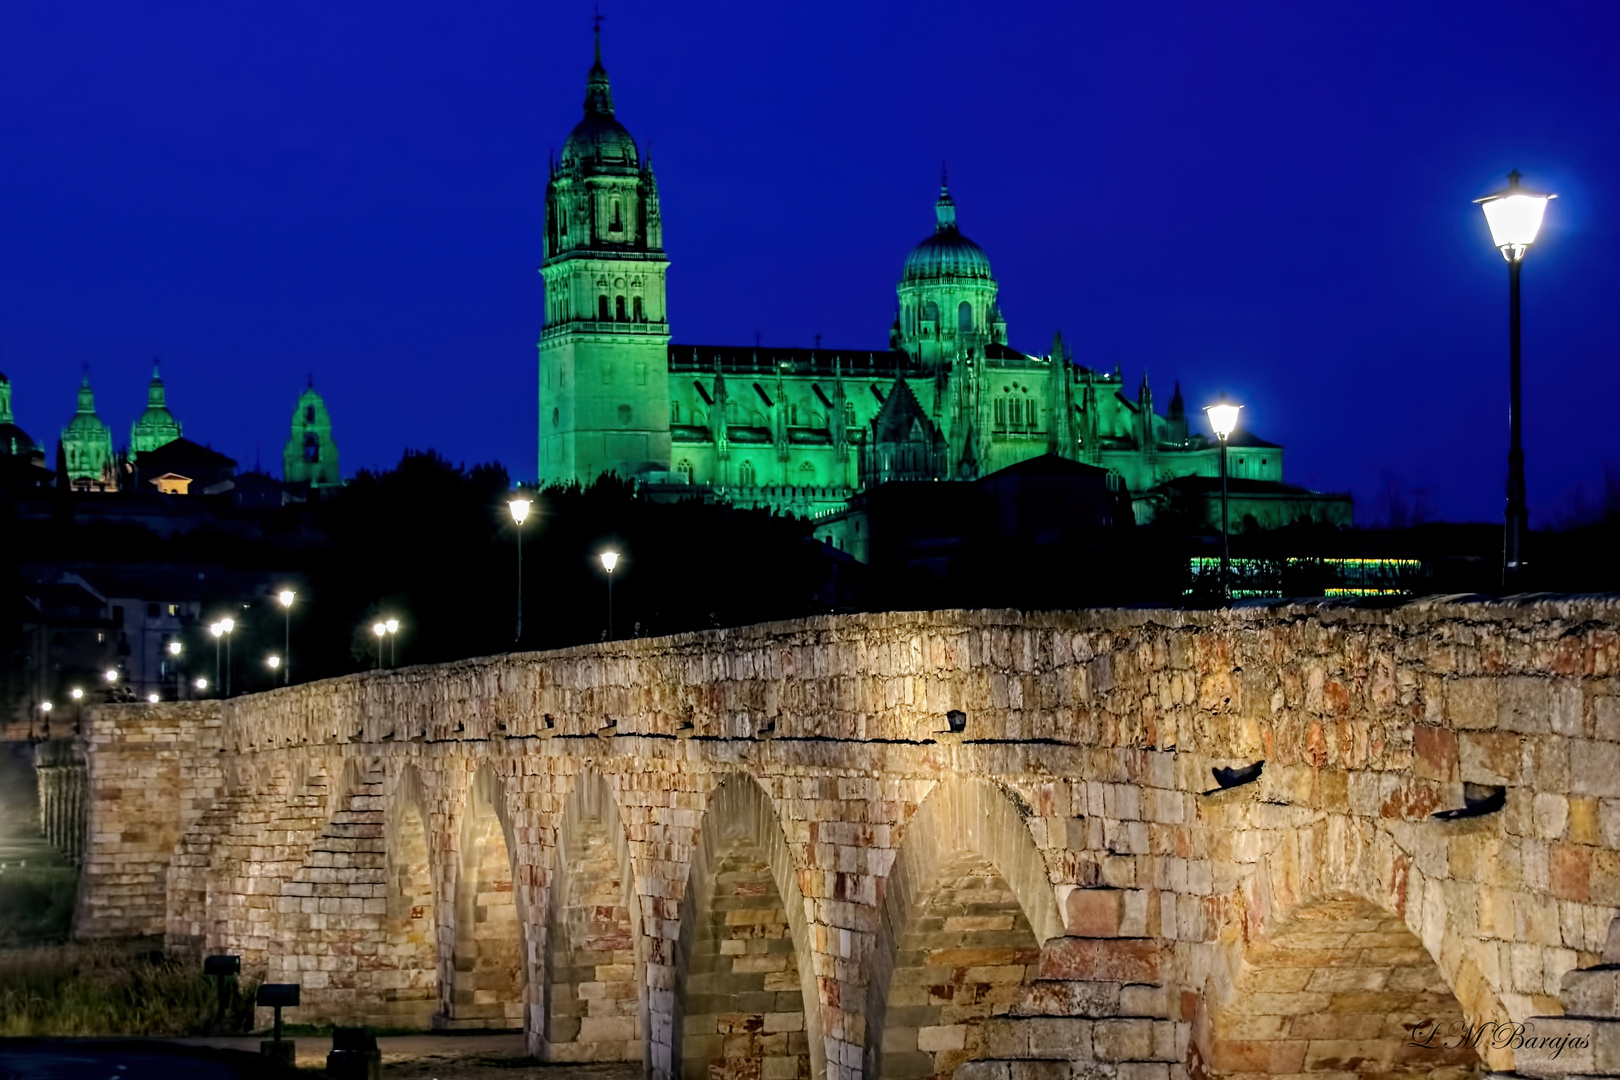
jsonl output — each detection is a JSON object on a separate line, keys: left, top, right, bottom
{"left": 538, "top": 25, "right": 672, "bottom": 486}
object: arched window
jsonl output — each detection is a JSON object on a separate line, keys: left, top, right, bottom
{"left": 598, "top": 295, "right": 610, "bottom": 320}
{"left": 739, "top": 460, "right": 757, "bottom": 486}
{"left": 610, "top": 198, "right": 623, "bottom": 232}
{"left": 1027, "top": 398, "right": 1037, "bottom": 429}
{"left": 615, "top": 295, "right": 627, "bottom": 320}
{"left": 923, "top": 301, "right": 939, "bottom": 331}
{"left": 995, "top": 398, "right": 1007, "bottom": 426}
{"left": 670, "top": 402, "right": 681, "bottom": 424}
{"left": 559, "top": 206, "right": 568, "bottom": 237}
{"left": 305, "top": 405, "right": 315, "bottom": 423}
{"left": 303, "top": 432, "right": 320, "bottom": 462}
{"left": 633, "top": 296, "right": 644, "bottom": 321}
{"left": 958, "top": 301, "right": 973, "bottom": 332}
{"left": 677, "top": 460, "right": 693, "bottom": 484}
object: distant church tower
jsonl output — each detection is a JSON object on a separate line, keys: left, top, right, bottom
{"left": 537, "top": 23, "right": 672, "bottom": 486}
{"left": 284, "top": 381, "right": 341, "bottom": 490}
{"left": 130, "top": 362, "right": 183, "bottom": 458}
{"left": 62, "top": 373, "right": 116, "bottom": 489}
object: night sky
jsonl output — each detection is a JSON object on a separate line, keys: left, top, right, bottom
{"left": 1, "top": 1, "right": 1616, "bottom": 524}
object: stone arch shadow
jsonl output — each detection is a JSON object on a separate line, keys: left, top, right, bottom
{"left": 865, "top": 776, "right": 1064, "bottom": 1080}
{"left": 674, "top": 771, "right": 825, "bottom": 1080}
{"left": 543, "top": 769, "right": 645, "bottom": 1064}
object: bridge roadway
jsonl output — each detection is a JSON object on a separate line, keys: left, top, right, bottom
{"left": 65, "top": 602, "right": 1620, "bottom": 1080}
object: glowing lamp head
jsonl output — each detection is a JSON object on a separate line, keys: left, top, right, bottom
{"left": 40, "top": 701, "right": 52, "bottom": 712}
{"left": 147, "top": 693, "right": 159, "bottom": 704}
{"left": 209, "top": 622, "right": 222, "bottom": 637}
{"left": 267, "top": 655, "right": 280, "bottom": 669}
{"left": 278, "top": 590, "right": 296, "bottom": 607}
{"left": 104, "top": 669, "right": 118, "bottom": 683}
{"left": 1475, "top": 171, "right": 1555, "bottom": 261}
{"left": 385, "top": 619, "right": 399, "bottom": 634}
{"left": 195, "top": 677, "right": 208, "bottom": 690}
{"left": 168, "top": 641, "right": 182, "bottom": 656}
{"left": 70, "top": 688, "right": 83, "bottom": 700}
{"left": 373, "top": 622, "right": 386, "bottom": 637}
{"left": 1204, "top": 398, "right": 1243, "bottom": 441}
{"left": 508, "top": 497, "right": 532, "bottom": 525}
{"left": 600, "top": 551, "right": 619, "bottom": 573}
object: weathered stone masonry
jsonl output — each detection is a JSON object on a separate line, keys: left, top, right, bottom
{"left": 72, "top": 602, "right": 1620, "bottom": 1079}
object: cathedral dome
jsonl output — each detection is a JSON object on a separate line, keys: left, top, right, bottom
{"left": 562, "top": 113, "right": 639, "bottom": 168}
{"left": 902, "top": 186, "right": 993, "bottom": 283}
{"left": 131, "top": 365, "right": 182, "bottom": 456}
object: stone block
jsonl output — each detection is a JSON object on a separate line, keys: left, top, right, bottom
{"left": 1038, "top": 939, "right": 1159, "bottom": 983}
{"left": 1065, "top": 890, "right": 1125, "bottom": 938}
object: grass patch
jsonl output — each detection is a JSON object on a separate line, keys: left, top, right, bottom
{"left": 0, "top": 941, "right": 258, "bottom": 1036}
{"left": 0, "top": 865, "right": 78, "bottom": 945}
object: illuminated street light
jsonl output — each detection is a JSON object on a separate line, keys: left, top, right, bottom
{"left": 267, "top": 655, "right": 281, "bottom": 671}
{"left": 600, "top": 551, "right": 620, "bottom": 640}
{"left": 105, "top": 669, "right": 118, "bottom": 684}
{"left": 40, "top": 702, "right": 52, "bottom": 713}
{"left": 385, "top": 619, "right": 399, "bottom": 666}
{"left": 210, "top": 618, "right": 235, "bottom": 697}
{"left": 509, "top": 492, "right": 532, "bottom": 646}
{"left": 147, "top": 693, "right": 160, "bottom": 704}
{"left": 1203, "top": 397, "right": 1244, "bottom": 601}
{"left": 1475, "top": 171, "right": 1556, "bottom": 587}
{"left": 373, "top": 622, "right": 387, "bottom": 670}
{"left": 168, "top": 640, "right": 183, "bottom": 656}
{"left": 70, "top": 688, "right": 83, "bottom": 701}
{"left": 278, "top": 590, "right": 296, "bottom": 686}
{"left": 195, "top": 677, "right": 208, "bottom": 691}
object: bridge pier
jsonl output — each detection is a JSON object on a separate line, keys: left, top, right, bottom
{"left": 64, "top": 603, "right": 1620, "bottom": 1078}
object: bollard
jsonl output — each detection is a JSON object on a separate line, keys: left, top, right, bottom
{"left": 202, "top": 954, "right": 240, "bottom": 1033}
{"left": 326, "top": 1027, "right": 381, "bottom": 1080}
{"left": 255, "top": 983, "right": 300, "bottom": 1068}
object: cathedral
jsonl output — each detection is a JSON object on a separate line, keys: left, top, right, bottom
{"left": 537, "top": 30, "right": 1339, "bottom": 533}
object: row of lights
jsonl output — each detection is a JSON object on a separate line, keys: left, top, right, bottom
{"left": 506, "top": 491, "right": 619, "bottom": 643}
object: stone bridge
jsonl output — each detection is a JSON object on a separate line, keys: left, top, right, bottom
{"left": 68, "top": 603, "right": 1620, "bottom": 1080}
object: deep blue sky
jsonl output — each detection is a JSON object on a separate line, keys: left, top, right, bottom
{"left": 1, "top": 1, "right": 1616, "bottom": 523}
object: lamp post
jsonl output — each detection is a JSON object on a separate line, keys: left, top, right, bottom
{"left": 372, "top": 622, "right": 386, "bottom": 670}
{"left": 600, "top": 551, "right": 619, "bottom": 640}
{"left": 267, "top": 655, "right": 281, "bottom": 684}
{"left": 210, "top": 618, "right": 235, "bottom": 697}
{"left": 278, "top": 590, "right": 295, "bottom": 685}
{"left": 1203, "top": 397, "right": 1243, "bottom": 601}
{"left": 385, "top": 619, "right": 399, "bottom": 666}
{"left": 508, "top": 494, "right": 532, "bottom": 646}
{"left": 1475, "top": 171, "right": 1555, "bottom": 589}
{"left": 70, "top": 687, "right": 83, "bottom": 731}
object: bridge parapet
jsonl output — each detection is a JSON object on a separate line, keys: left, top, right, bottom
{"left": 72, "top": 601, "right": 1620, "bottom": 1079}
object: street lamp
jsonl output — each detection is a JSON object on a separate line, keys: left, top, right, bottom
{"left": 210, "top": 618, "right": 235, "bottom": 697}
{"left": 105, "top": 668, "right": 118, "bottom": 684}
{"left": 267, "top": 655, "right": 281, "bottom": 677}
{"left": 70, "top": 687, "right": 83, "bottom": 728}
{"left": 278, "top": 590, "right": 296, "bottom": 686}
{"left": 508, "top": 493, "right": 532, "bottom": 646}
{"left": 1203, "top": 397, "right": 1243, "bottom": 601}
{"left": 600, "top": 551, "right": 619, "bottom": 640}
{"left": 168, "top": 641, "right": 182, "bottom": 656}
{"left": 147, "top": 693, "right": 159, "bottom": 704}
{"left": 195, "top": 677, "right": 208, "bottom": 692}
{"left": 385, "top": 619, "right": 399, "bottom": 667}
{"left": 372, "top": 622, "right": 386, "bottom": 669}
{"left": 1475, "top": 171, "right": 1556, "bottom": 588}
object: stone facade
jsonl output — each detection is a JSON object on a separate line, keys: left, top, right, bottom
{"left": 72, "top": 601, "right": 1620, "bottom": 1079}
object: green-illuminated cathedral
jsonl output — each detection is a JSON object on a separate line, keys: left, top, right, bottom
{"left": 540, "top": 32, "right": 1330, "bottom": 528}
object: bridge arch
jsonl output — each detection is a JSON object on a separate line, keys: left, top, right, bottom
{"left": 381, "top": 762, "right": 440, "bottom": 1028}
{"left": 545, "top": 770, "right": 643, "bottom": 1064}
{"left": 866, "top": 777, "right": 1063, "bottom": 1080}
{"left": 443, "top": 762, "right": 527, "bottom": 1028}
{"left": 675, "top": 771, "right": 823, "bottom": 1080}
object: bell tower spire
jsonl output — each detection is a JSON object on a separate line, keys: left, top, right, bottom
{"left": 584, "top": 8, "right": 613, "bottom": 115}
